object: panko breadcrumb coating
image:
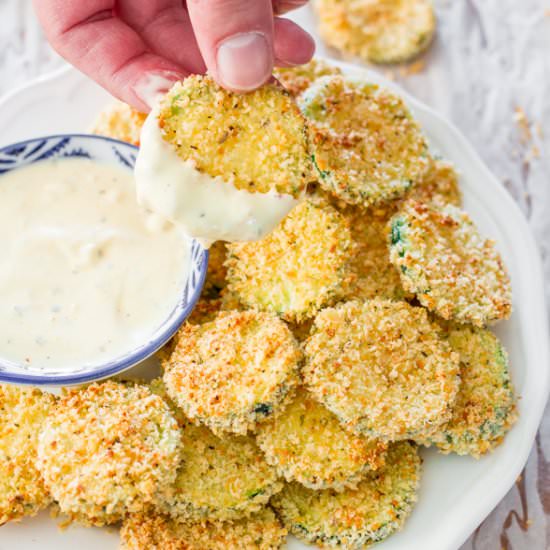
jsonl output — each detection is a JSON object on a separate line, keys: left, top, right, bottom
{"left": 90, "top": 101, "right": 146, "bottom": 146}
{"left": 226, "top": 199, "right": 352, "bottom": 322}
{"left": 158, "top": 75, "right": 311, "bottom": 198}
{"left": 315, "top": 0, "right": 436, "bottom": 64}
{"left": 256, "top": 388, "right": 387, "bottom": 491}
{"left": 163, "top": 310, "right": 302, "bottom": 435}
{"left": 203, "top": 241, "right": 228, "bottom": 297}
{"left": 419, "top": 324, "right": 517, "bottom": 457}
{"left": 390, "top": 200, "right": 512, "bottom": 326}
{"left": 120, "top": 508, "right": 287, "bottom": 550}
{"left": 151, "top": 378, "right": 282, "bottom": 521}
{"left": 275, "top": 59, "right": 342, "bottom": 98}
{"left": 272, "top": 441, "right": 421, "bottom": 547}
{"left": 304, "top": 300, "right": 460, "bottom": 441}
{"left": 407, "top": 158, "right": 462, "bottom": 206}
{"left": 0, "top": 384, "right": 55, "bottom": 525}
{"left": 37, "top": 381, "right": 182, "bottom": 526}
{"left": 340, "top": 203, "right": 411, "bottom": 301}
{"left": 300, "top": 76, "right": 431, "bottom": 207}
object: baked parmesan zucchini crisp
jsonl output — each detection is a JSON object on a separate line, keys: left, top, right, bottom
{"left": 419, "top": 324, "right": 518, "bottom": 457}
{"left": 151, "top": 378, "right": 283, "bottom": 521}
{"left": 390, "top": 200, "right": 512, "bottom": 326}
{"left": 304, "top": 300, "right": 460, "bottom": 441}
{"left": 275, "top": 59, "right": 342, "bottom": 98}
{"left": 37, "top": 381, "right": 182, "bottom": 526}
{"left": 256, "top": 388, "right": 387, "bottom": 491}
{"left": 163, "top": 310, "right": 302, "bottom": 435}
{"left": 121, "top": 508, "right": 287, "bottom": 550}
{"left": 158, "top": 75, "right": 310, "bottom": 198}
{"left": 315, "top": 0, "right": 436, "bottom": 64}
{"left": 408, "top": 158, "right": 462, "bottom": 206}
{"left": 90, "top": 101, "right": 146, "bottom": 146}
{"left": 300, "top": 76, "right": 431, "bottom": 207}
{"left": 226, "top": 199, "right": 352, "bottom": 322}
{"left": 272, "top": 441, "right": 421, "bottom": 547}
{"left": 340, "top": 203, "right": 410, "bottom": 301}
{"left": 0, "top": 384, "right": 55, "bottom": 525}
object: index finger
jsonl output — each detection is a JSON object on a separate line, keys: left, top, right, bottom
{"left": 33, "top": 0, "right": 188, "bottom": 111}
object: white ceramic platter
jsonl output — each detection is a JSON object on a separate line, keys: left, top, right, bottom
{"left": 0, "top": 61, "right": 548, "bottom": 550}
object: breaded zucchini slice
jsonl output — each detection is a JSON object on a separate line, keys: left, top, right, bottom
{"left": 0, "top": 385, "right": 55, "bottom": 525}
{"left": 163, "top": 310, "right": 302, "bottom": 435}
{"left": 90, "top": 101, "right": 146, "bottom": 146}
{"left": 257, "top": 388, "right": 387, "bottom": 491}
{"left": 226, "top": 199, "right": 352, "bottom": 322}
{"left": 272, "top": 441, "right": 421, "bottom": 547}
{"left": 389, "top": 200, "right": 512, "bottom": 326}
{"left": 419, "top": 324, "right": 517, "bottom": 457}
{"left": 202, "top": 240, "right": 228, "bottom": 297}
{"left": 315, "top": 0, "right": 436, "bottom": 64}
{"left": 304, "top": 300, "right": 460, "bottom": 441}
{"left": 300, "top": 76, "right": 431, "bottom": 207}
{"left": 275, "top": 58, "right": 342, "bottom": 98}
{"left": 160, "top": 424, "right": 283, "bottom": 521}
{"left": 121, "top": 508, "right": 287, "bottom": 550}
{"left": 408, "top": 158, "right": 462, "bottom": 206}
{"left": 158, "top": 75, "right": 311, "bottom": 198}
{"left": 151, "top": 378, "right": 282, "bottom": 520}
{"left": 340, "top": 203, "right": 411, "bottom": 301}
{"left": 37, "top": 381, "right": 182, "bottom": 526}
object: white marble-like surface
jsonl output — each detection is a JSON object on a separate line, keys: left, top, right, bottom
{"left": 0, "top": 1, "right": 549, "bottom": 548}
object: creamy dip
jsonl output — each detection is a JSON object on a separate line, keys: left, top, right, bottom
{"left": 0, "top": 158, "right": 190, "bottom": 371}
{"left": 135, "top": 107, "right": 300, "bottom": 248}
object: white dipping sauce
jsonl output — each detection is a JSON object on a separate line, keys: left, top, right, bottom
{"left": 135, "top": 107, "right": 300, "bottom": 248}
{"left": 0, "top": 159, "right": 190, "bottom": 371}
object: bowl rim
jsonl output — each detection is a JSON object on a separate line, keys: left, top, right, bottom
{"left": 0, "top": 133, "right": 208, "bottom": 386}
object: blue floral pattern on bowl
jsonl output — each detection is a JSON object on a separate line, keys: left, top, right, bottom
{"left": 0, "top": 134, "right": 208, "bottom": 386}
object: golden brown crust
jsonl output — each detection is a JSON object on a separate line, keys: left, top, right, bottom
{"left": 120, "top": 508, "right": 287, "bottom": 550}
{"left": 275, "top": 59, "right": 343, "bottom": 98}
{"left": 389, "top": 200, "right": 512, "bottom": 326}
{"left": 37, "top": 381, "right": 182, "bottom": 526}
{"left": 300, "top": 76, "right": 431, "bottom": 207}
{"left": 304, "top": 299, "right": 460, "bottom": 440}
{"left": 0, "top": 384, "right": 55, "bottom": 525}
{"left": 226, "top": 199, "right": 353, "bottom": 322}
{"left": 164, "top": 310, "right": 302, "bottom": 434}
{"left": 159, "top": 75, "right": 312, "bottom": 198}
{"left": 90, "top": 101, "right": 146, "bottom": 146}
{"left": 315, "top": 0, "right": 436, "bottom": 64}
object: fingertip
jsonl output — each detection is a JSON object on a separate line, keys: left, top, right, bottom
{"left": 273, "top": 18, "right": 315, "bottom": 67}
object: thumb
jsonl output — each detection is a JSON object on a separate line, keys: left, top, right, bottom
{"left": 187, "top": 0, "right": 275, "bottom": 92}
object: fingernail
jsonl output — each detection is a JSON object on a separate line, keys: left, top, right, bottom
{"left": 217, "top": 32, "right": 273, "bottom": 91}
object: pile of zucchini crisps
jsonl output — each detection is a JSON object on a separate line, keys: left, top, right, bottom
{"left": 0, "top": 60, "right": 516, "bottom": 549}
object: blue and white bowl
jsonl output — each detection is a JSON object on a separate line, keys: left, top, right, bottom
{"left": 0, "top": 134, "right": 208, "bottom": 386}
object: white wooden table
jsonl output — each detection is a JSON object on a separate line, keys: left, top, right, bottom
{"left": 0, "top": 1, "right": 549, "bottom": 548}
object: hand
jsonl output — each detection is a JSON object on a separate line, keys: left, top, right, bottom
{"left": 33, "top": 0, "right": 315, "bottom": 111}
